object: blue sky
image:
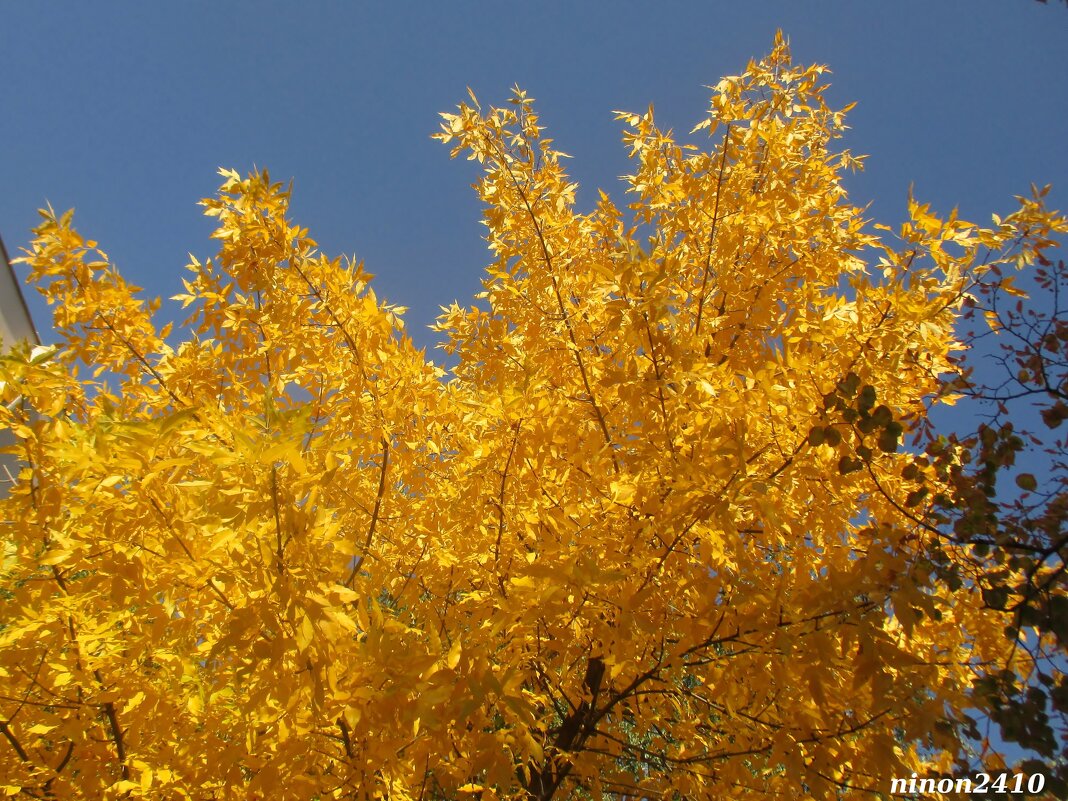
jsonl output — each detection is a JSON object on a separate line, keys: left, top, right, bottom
{"left": 3, "top": 2, "right": 1065, "bottom": 359}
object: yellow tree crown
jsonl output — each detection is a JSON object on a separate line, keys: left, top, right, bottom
{"left": 2, "top": 35, "right": 1065, "bottom": 800}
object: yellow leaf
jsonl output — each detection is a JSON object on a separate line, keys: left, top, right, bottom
{"left": 447, "top": 638, "right": 462, "bottom": 670}
{"left": 610, "top": 480, "right": 637, "bottom": 505}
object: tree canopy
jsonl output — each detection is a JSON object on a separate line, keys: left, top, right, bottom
{"left": 1, "top": 35, "right": 1065, "bottom": 800}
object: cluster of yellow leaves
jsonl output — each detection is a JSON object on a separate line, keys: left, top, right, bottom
{"left": 2, "top": 34, "right": 1066, "bottom": 801}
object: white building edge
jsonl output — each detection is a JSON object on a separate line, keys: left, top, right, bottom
{"left": 1, "top": 233, "right": 42, "bottom": 496}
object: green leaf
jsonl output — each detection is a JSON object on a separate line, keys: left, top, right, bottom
{"left": 837, "top": 372, "right": 860, "bottom": 398}
{"left": 871, "top": 405, "right": 894, "bottom": 428}
{"left": 838, "top": 456, "right": 863, "bottom": 475}
{"left": 877, "top": 428, "right": 898, "bottom": 453}
{"left": 982, "top": 586, "right": 1009, "bottom": 610}
{"left": 857, "top": 384, "right": 876, "bottom": 412}
{"left": 905, "top": 488, "right": 928, "bottom": 507}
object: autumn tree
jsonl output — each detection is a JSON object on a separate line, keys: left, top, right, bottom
{"left": 2, "top": 35, "right": 1066, "bottom": 800}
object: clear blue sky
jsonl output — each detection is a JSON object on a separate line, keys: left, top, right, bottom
{"left": 3, "top": 2, "right": 1065, "bottom": 358}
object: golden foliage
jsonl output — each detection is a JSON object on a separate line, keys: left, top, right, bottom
{"left": 2, "top": 36, "right": 1065, "bottom": 800}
